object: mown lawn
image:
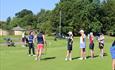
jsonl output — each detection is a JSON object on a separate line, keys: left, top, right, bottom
{"left": 0, "top": 35, "right": 21, "bottom": 43}
{"left": 0, "top": 36, "right": 114, "bottom": 70}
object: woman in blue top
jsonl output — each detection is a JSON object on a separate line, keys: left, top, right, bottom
{"left": 35, "top": 31, "right": 46, "bottom": 61}
{"left": 28, "top": 31, "right": 35, "bottom": 56}
{"left": 110, "top": 40, "right": 115, "bottom": 70}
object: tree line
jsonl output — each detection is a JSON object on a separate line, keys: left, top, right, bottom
{"left": 0, "top": 0, "right": 115, "bottom": 36}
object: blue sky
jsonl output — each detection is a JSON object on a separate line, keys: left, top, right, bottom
{"left": 0, "top": 0, "right": 60, "bottom": 21}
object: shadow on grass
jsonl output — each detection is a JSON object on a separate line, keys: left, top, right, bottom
{"left": 72, "top": 55, "right": 100, "bottom": 60}
{"left": 41, "top": 57, "right": 56, "bottom": 60}
{"left": 86, "top": 55, "right": 99, "bottom": 59}
{"left": 72, "top": 57, "right": 80, "bottom": 60}
{"left": 104, "top": 53, "right": 108, "bottom": 56}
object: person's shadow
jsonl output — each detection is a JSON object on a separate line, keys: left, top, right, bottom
{"left": 104, "top": 53, "right": 108, "bottom": 56}
{"left": 86, "top": 55, "right": 99, "bottom": 59}
{"left": 72, "top": 57, "right": 80, "bottom": 60}
{"left": 41, "top": 57, "right": 56, "bottom": 61}
{"left": 72, "top": 55, "right": 100, "bottom": 60}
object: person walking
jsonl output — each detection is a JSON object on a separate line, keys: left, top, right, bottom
{"left": 35, "top": 31, "right": 46, "bottom": 61}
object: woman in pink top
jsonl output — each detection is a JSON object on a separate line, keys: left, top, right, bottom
{"left": 89, "top": 32, "right": 94, "bottom": 59}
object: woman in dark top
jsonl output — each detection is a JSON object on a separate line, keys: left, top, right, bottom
{"left": 65, "top": 31, "right": 73, "bottom": 61}
{"left": 35, "top": 31, "right": 46, "bottom": 61}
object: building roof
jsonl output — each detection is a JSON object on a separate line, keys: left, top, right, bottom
{"left": 12, "top": 26, "right": 25, "bottom": 31}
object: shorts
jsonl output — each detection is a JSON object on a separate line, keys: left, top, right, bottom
{"left": 110, "top": 47, "right": 115, "bottom": 59}
{"left": 67, "top": 45, "right": 72, "bottom": 51}
{"left": 99, "top": 43, "right": 104, "bottom": 49}
{"left": 37, "top": 44, "right": 44, "bottom": 50}
{"left": 89, "top": 43, "right": 94, "bottom": 50}
{"left": 111, "top": 51, "right": 115, "bottom": 59}
{"left": 80, "top": 43, "right": 86, "bottom": 48}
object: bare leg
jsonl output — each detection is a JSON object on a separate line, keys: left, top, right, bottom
{"left": 91, "top": 50, "right": 94, "bottom": 58}
{"left": 100, "top": 49, "right": 104, "bottom": 58}
{"left": 35, "top": 48, "right": 39, "bottom": 60}
{"left": 81, "top": 49, "right": 83, "bottom": 58}
{"left": 83, "top": 48, "right": 86, "bottom": 59}
{"left": 66, "top": 51, "right": 69, "bottom": 59}
{"left": 38, "top": 48, "right": 42, "bottom": 61}
{"left": 112, "top": 59, "right": 115, "bottom": 70}
{"left": 69, "top": 51, "right": 72, "bottom": 60}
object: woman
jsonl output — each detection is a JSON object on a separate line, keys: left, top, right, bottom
{"left": 65, "top": 31, "right": 73, "bottom": 61}
{"left": 22, "top": 32, "right": 26, "bottom": 47}
{"left": 89, "top": 32, "right": 94, "bottom": 58}
{"left": 28, "top": 31, "right": 35, "bottom": 56}
{"left": 35, "top": 31, "right": 46, "bottom": 61}
{"left": 110, "top": 40, "right": 115, "bottom": 70}
{"left": 98, "top": 33, "right": 104, "bottom": 58}
{"left": 79, "top": 30, "right": 86, "bottom": 60}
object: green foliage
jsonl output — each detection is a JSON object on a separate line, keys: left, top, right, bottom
{"left": 1, "top": 0, "right": 115, "bottom": 35}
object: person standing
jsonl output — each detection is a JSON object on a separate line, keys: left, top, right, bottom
{"left": 79, "top": 30, "right": 86, "bottom": 60}
{"left": 110, "top": 40, "right": 115, "bottom": 70}
{"left": 98, "top": 33, "right": 104, "bottom": 58}
{"left": 65, "top": 31, "right": 73, "bottom": 61}
{"left": 89, "top": 32, "right": 94, "bottom": 59}
{"left": 35, "top": 31, "right": 46, "bottom": 61}
{"left": 22, "top": 32, "right": 26, "bottom": 47}
{"left": 28, "top": 31, "right": 35, "bottom": 56}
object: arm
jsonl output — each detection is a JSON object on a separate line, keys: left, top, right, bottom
{"left": 42, "top": 35, "right": 46, "bottom": 45}
{"left": 82, "top": 35, "right": 85, "bottom": 42}
{"left": 33, "top": 35, "right": 37, "bottom": 43}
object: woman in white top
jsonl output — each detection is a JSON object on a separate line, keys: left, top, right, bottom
{"left": 79, "top": 30, "right": 86, "bottom": 60}
{"left": 98, "top": 33, "right": 104, "bottom": 58}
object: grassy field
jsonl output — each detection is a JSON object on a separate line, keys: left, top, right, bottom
{"left": 0, "top": 35, "right": 21, "bottom": 43}
{"left": 0, "top": 36, "right": 115, "bottom": 70}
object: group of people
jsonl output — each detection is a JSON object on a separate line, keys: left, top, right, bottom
{"left": 65, "top": 30, "right": 105, "bottom": 61}
{"left": 65, "top": 30, "right": 115, "bottom": 70}
{"left": 21, "top": 31, "right": 46, "bottom": 61}
{"left": 21, "top": 30, "right": 115, "bottom": 70}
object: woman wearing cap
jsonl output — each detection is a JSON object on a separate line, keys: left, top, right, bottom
{"left": 110, "top": 40, "right": 115, "bottom": 70}
{"left": 98, "top": 33, "right": 104, "bottom": 58}
{"left": 89, "top": 32, "right": 94, "bottom": 58}
{"left": 79, "top": 30, "right": 86, "bottom": 60}
{"left": 65, "top": 31, "right": 73, "bottom": 61}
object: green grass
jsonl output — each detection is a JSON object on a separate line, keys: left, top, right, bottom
{"left": 0, "top": 36, "right": 115, "bottom": 70}
{"left": 0, "top": 35, "right": 21, "bottom": 43}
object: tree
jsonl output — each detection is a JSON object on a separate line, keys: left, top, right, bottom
{"left": 15, "top": 9, "right": 33, "bottom": 18}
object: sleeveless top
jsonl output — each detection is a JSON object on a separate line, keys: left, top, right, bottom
{"left": 37, "top": 33, "right": 44, "bottom": 44}
{"left": 89, "top": 35, "right": 93, "bottom": 44}
{"left": 80, "top": 34, "right": 86, "bottom": 44}
{"left": 67, "top": 37, "right": 73, "bottom": 46}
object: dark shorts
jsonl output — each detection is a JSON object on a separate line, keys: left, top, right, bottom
{"left": 99, "top": 43, "right": 104, "bottom": 49}
{"left": 89, "top": 43, "right": 94, "bottom": 50}
{"left": 67, "top": 45, "right": 72, "bottom": 51}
